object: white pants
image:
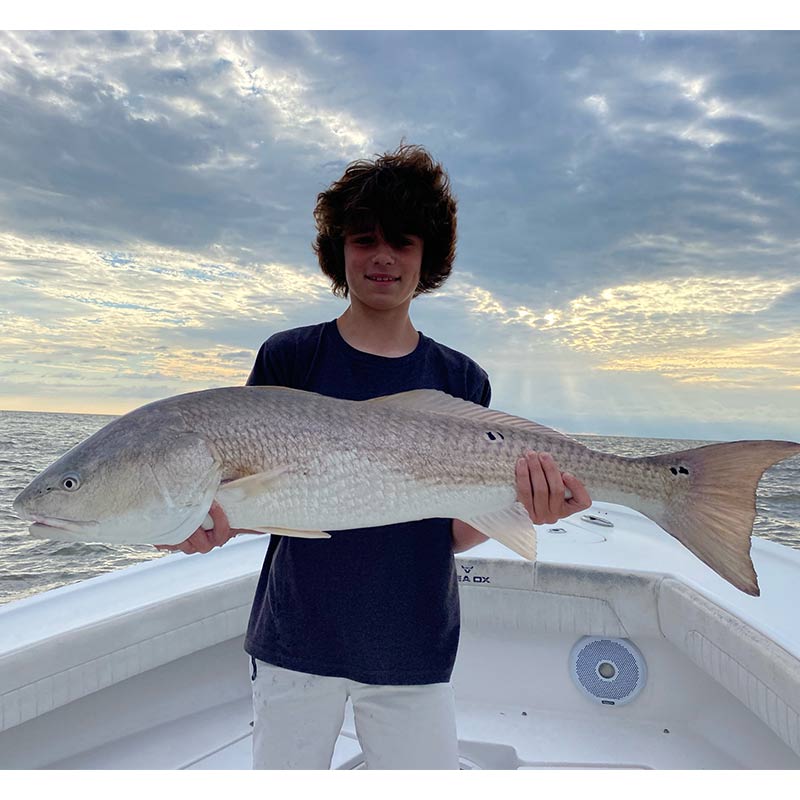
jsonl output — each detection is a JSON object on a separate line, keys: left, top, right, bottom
{"left": 250, "top": 658, "right": 460, "bottom": 769}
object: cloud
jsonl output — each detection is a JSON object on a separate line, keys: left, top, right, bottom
{"left": 433, "top": 272, "right": 800, "bottom": 411}
{"left": 1, "top": 30, "right": 798, "bottom": 438}
{"left": 2, "top": 30, "right": 798, "bottom": 293}
{"left": 0, "top": 231, "right": 335, "bottom": 409}
{"left": 0, "top": 31, "right": 373, "bottom": 260}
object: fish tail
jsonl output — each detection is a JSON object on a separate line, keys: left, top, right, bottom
{"left": 637, "top": 440, "right": 800, "bottom": 596}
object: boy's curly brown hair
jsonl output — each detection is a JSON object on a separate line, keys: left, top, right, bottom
{"left": 313, "top": 143, "right": 457, "bottom": 298}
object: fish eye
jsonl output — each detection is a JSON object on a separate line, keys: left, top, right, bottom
{"left": 61, "top": 473, "right": 81, "bottom": 491}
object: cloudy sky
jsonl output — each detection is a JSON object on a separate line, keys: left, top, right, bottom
{"left": 1, "top": 28, "right": 799, "bottom": 440}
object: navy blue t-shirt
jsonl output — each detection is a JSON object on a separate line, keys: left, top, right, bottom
{"left": 243, "top": 320, "right": 491, "bottom": 685}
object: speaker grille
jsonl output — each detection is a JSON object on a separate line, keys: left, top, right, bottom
{"left": 570, "top": 637, "right": 647, "bottom": 706}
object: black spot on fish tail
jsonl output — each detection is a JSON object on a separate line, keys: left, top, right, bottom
{"left": 639, "top": 440, "right": 800, "bottom": 596}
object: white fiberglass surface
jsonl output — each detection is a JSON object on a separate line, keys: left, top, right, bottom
{"left": 4, "top": 626, "right": 795, "bottom": 771}
{"left": 3, "top": 509, "right": 800, "bottom": 770}
{"left": 452, "top": 631, "right": 799, "bottom": 769}
{"left": 472, "top": 503, "right": 800, "bottom": 658}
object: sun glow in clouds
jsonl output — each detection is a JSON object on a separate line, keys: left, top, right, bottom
{"left": 0, "top": 232, "right": 331, "bottom": 411}
{"left": 214, "top": 35, "right": 371, "bottom": 152}
{"left": 448, "top": 274, "right": 800, "bottom": 390}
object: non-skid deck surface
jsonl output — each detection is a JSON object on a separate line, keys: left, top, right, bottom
{"left": 50, "top": 695, "right": 745, "bottom": 770}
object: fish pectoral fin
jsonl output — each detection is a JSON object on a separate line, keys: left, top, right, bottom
{"left": 214, "top": 468, "right": 329, "bottom": 539}
{"left": 216, "top": 466, "right": 291, "bottom": 503}
{"left": 459, "top": 502, "right": 537, "bottom": 560}
{"left": 245, "top": 526, "right": 331, "bottom": 539}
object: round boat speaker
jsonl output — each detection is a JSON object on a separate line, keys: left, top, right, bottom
{"left": 569, "top": 637, "right": 647, "bottom": 706}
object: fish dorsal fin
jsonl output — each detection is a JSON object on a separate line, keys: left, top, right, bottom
{"left": 367, "top": 389, "right": 574, "bottom": 442}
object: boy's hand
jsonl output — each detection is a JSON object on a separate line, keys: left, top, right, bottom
{"left": 515, "top": 451, "right": 591, "bottom": 525}
{"left": 155, "top": 500, "right": 244, "bottom": 554}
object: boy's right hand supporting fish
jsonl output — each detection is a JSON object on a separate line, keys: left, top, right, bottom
{"left": 154, "top": 500, "right": 256, "bottom": 554}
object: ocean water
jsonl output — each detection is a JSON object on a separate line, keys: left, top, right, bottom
{"left": 1, "top": 409, "right": 799, "bottom": 606}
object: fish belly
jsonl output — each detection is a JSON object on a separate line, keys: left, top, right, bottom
{"left": 219, "top": 447, "right": 517, "bottom": 532}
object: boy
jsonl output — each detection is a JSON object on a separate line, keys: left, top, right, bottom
{"left": 165, "top": 144, "right": 591, "bottom": 768}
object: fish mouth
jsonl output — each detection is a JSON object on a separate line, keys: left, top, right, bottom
{"left": 24, "top": 515, "right": 100, "bottom": 534}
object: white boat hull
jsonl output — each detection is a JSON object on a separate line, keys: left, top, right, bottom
{"left": 1, "top": 503, "right": 799, "bottom": 769}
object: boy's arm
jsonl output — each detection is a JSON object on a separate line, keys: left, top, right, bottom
{"left": 451, "top": 450, "right": 592, "bottom": 553}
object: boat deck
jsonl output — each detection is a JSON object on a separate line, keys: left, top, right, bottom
{"left": 3, "top": 504, "right": 800, "bottom": 770}
{"left": 43, "top": 692, "right": 754, "bottom": 770}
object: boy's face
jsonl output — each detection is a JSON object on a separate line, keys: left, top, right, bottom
{"left": 343, "top": 228, "right": 423, "bottom": 313}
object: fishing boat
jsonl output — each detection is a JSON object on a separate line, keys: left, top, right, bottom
{"left": 1, "top": 500, "right": 799, "bottom": 770}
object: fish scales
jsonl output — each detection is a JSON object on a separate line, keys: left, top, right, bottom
{"left": 13, "top": 386, "right": 800, "bottom": 596}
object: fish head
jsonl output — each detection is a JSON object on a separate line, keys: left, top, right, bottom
{"left": 13, "top": 414, "right": 221, "bottom": 546}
